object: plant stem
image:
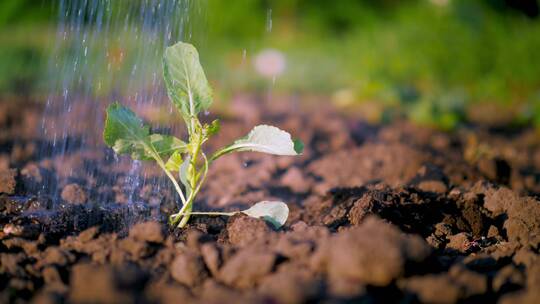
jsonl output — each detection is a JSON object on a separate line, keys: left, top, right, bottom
{"left": 177, "top": 201, "right": 192, "bottom": 228}
{"left": 170, "top": 193, "right": 192, "bottom": 226}
{"left": 175, "top": 152, "right": 209, "bottom": 228}
{"left": 145, "top": 142, "right": 187, "bottom": 207}
{"left": 209, "top": 147, "right": 232, "bottom": 163}
{"left": 156, "top": 160, "right": 186, "bottom": 207}
{"left": 172, "top": 211, "right": 238, "bottom": 217}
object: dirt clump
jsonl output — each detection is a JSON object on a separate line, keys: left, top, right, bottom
{"left": 226, "top": 214, "right": 272, "bottom": 246}
{"left": 218, "top": 248, "right": 277, "bottom": 289}
{"left": 129, "top": 221, "right": 165, "bottom": 243}
{"left": 446, "top": 232, "right": 472, "bottom": 254}
{"left": 307, "top": 142, "right": 426, "bottom": 193}
{"left": 314, "top": 217, "right": 430, "bottom": 290}
{"left": 280, "top": 166, "right": 312, "bottom": 193}
{"left": 170, "top": 250, "right": 208, "bottom": 287}
{"left": 480, "top": 184, "right": 540, "bottom": 247}
{"left": 0, "top": 168, "right": 17, "bottom": 194}
{"left": 69, "top": 263, "right": 144, "bottom": 303}
{"left": 60, "top": 183, "right": 87, "bottom": 204}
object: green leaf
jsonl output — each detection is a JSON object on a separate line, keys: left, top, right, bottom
{"left": 204, "top": 119, "right": 220, "bottom": 138}
{"left": 211, "top": 125, "right": 303, "bottom": 160}
{"left": 293, "top": 139, "right": 304, "bottom": 155}
{"left": 242, "top": 201, "right": 289, "bottom": 229}
{"left": 149, "top": 134, "right": 187, "bottom": 157}
{"left": 104, "top": 102, "right": 186, "bottom": 160}
{"left": 104, "top": 102, "right": 149, "bottom": 147}
{"left": 163, "top": 42, "right": 213, "bottom": 120}
{"left": 165, "top": 151, "right": 183, "bottom": 172}
{"left": 104, "top": 102, "right": 150, "bottom": 158}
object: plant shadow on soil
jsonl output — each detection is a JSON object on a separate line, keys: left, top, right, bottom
{"left": 0, "top": 98, "right": 539, "bottom": 303}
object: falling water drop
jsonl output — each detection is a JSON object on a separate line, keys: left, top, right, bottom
{"left": 39, "top": 0, "right": 199, "bottom": 202}
{"left": 126, "top": 160, "right": 142, "bottom": 204}
{"left": 266, "top": 9, "right": 272, "bottom": 32}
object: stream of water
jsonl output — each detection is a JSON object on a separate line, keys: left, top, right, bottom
{"left": 38, "top": 0, "right": 202, "bottom": 203}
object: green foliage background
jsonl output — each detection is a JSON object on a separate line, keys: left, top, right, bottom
{"left": 0, "top": 0, "right": 539, "bottom": 129}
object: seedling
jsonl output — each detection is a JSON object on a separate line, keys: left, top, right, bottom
{"left": 103, "top": 42, "right": 303, "bottom": 228}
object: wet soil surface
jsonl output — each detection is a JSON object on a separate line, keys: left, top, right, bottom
{"left": 0, "top": 97, "right": 539, "bottom": 303}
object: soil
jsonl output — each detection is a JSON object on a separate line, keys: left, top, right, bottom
{"left": 0, "top": 96, "right": 539, "bottom": 303}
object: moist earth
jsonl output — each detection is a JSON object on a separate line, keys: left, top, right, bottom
{"left": 0, "top": 97, "right": 539, "bottom": 303}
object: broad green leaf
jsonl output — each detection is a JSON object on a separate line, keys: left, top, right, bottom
{"left": 242, "top": 201, "right": 289, "bottom": 229}
{"left": 211, "top": 125, "right": 303, "bottom": 160}
{"left": 104, "top": 102, "right": 150, "bottom": 158}
{"left": 165, "top": 151, "right": 183, "bottom": 172}
{"left": 163, "top": 42, "right": 213, "bottom": 120}
{"left": 104, "top": 102, "right": 149, "bottom": 147}
{"left": 104, "top": 102, "right": 186, "bottom": 160}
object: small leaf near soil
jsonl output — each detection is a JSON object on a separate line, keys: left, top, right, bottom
{"left": 242, "top": 201, "right": 289, "bottom": 229}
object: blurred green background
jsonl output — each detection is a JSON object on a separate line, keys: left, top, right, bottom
{"left": 1, "top": 0, "right": 539, "bottom": 129}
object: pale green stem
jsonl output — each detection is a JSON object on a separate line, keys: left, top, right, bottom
{"left": 209, "top": 146, "right": 234, "bottom": 163}
{"left": 177, "top": 202, "right": 193, "bottom": 228}
{"left": 170, "top": 191, "right": 193, "bottom": 226}
{"left": 178, "top": 135, "right": 201, "bottom": 228}
{"left": 175, "top": 152, "right": 209, "bottom": 228}
{"left": 171, "top": 211, "right": 238, "bottom": 217}
{"left": 159, "top": 163, "right": 186, "bottom": 205}
{"left": 149, "top": 146, "right": 187, "bottom": 207}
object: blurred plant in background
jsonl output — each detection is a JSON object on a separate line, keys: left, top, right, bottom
{"left": 1, "top": 0, "right": 539, "bottom": 129}
{"left": 0, "top": 0, "right": 54, "bottom": 97}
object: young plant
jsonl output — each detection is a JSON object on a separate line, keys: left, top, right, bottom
{"left": 103, "top": 42, "right": 303, "bottom": 228}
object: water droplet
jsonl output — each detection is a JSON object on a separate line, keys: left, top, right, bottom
{"left": 40, "top": 0, "right": 192, "bottom": 199}
{"left": 266, "top": 9, "right": 272, "bottom": 32}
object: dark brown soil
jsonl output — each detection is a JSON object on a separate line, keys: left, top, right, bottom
{"left": 1, "top": 96, "right": 539, "bottom": 303}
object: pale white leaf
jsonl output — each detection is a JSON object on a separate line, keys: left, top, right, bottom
{"left": 211, "top": 125, "right": 303, "bottom": 161}
{"left": 242, "top": 201, "right": 289, "bottom": 229}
